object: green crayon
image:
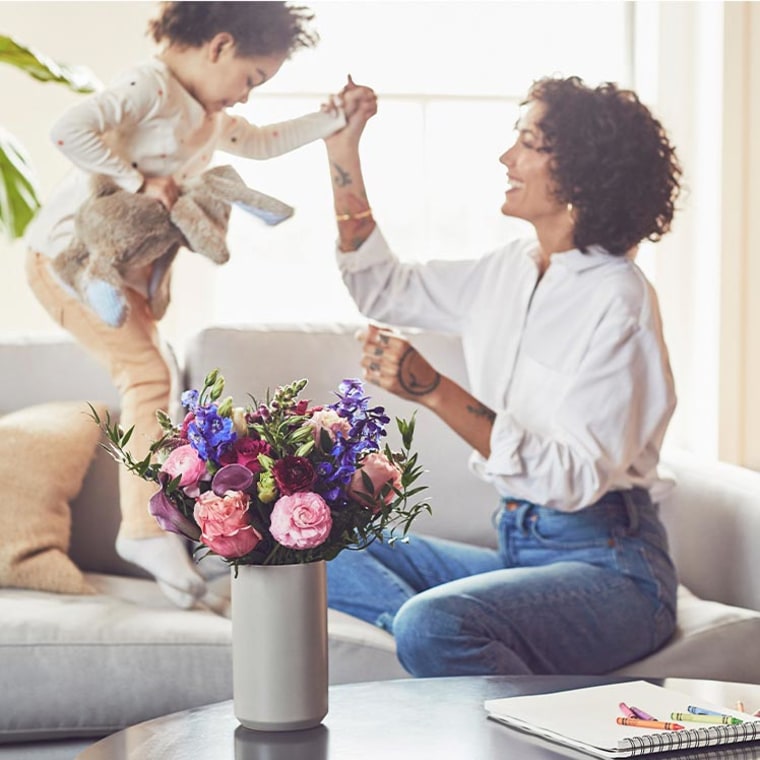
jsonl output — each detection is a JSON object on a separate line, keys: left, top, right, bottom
{"left": 670, "top": 713, "right": 743, "bottom": 725}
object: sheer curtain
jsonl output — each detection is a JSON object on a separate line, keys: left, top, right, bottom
{"left": 168, "top": 1, "right": 632, "bottom": 330}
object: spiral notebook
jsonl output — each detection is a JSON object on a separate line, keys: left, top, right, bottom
{"left": 484, "top": 680, "right": 760, "bottom": 758}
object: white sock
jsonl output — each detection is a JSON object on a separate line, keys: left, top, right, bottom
{"left": 116, "top": 534, "right": 206, "bottom": 605}
{"left": 157, "top": 580, "right": 201, "bottom": 610}
{"left": 197, "top": 589, "right": 231, "bottom": 618}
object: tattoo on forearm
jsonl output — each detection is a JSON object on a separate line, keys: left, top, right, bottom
{"left": 398, "top": 347, "right": 441, "bottom": 396}
{"left": 466, "top": 403, "right": 496, "bottom": 423}
{"left": 332, "top": 162, "right": 351, "bottom": 188}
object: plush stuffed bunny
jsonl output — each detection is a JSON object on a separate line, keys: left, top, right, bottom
{"left": 51, "top": 165, "right": 293, "bottom": 327}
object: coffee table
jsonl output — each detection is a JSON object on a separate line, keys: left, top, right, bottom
{"left": 77, "top": 675, "right": 760, "bottom": 760}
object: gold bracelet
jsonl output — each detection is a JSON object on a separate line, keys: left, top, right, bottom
{"left": 335, "top": 208, "right": 373, "bottom": 222}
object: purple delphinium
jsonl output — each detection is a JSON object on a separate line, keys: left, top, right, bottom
{"left": 181, "top": 389, "right": 236, "bottom": 464}
{"left": 181, "top": 389, "right": 199, "bottom": 410}
{"left": 331, "top": 378, "right": 390, "bottom": 452}
{"left": 316, "top": 379, "right": 391, "bottom": 505}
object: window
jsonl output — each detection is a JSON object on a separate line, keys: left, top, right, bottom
{"left": 182, "top": 1, "right": 632, "bottom": 326}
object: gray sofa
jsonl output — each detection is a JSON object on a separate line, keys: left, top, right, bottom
{"left": 2, "top": 324, "right": 760, "bottom": 760}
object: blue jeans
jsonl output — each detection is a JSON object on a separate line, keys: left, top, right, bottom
{"left": 327, "top": 488, "right": 677, "bottom": 677}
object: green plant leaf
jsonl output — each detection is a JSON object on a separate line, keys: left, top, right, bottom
{"left": 0, "top": 35, "right": 100, "bottom": 93}
{"left": 0, "top": 35, "right": 101, "bottom": 239}
{"left": 0, "top": 127, "right": 39, "bottom": 239}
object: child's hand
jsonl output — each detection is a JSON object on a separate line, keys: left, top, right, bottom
{"left": 140, "top": 176, "right": 179, "bottom": 210}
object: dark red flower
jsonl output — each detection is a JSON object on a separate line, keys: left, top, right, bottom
{"left": 219, "top": 437, "right": 273, "bottom": 473}
{"left": 272, "top": 455, "right": 316, "bottom": 495}
{"left": 293, "top": 399, "right": 310, "bottom": 415}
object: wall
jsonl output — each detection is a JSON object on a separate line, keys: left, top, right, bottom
{"left": 634, "top": 1, "right": 760, "bottom": 467}
{"left": 719, "top": 2, "right": 760, "bottom": 468}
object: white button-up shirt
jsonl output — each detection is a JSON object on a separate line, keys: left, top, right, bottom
{"left": 337, "top": 227, "right": 676, "bottom": 512}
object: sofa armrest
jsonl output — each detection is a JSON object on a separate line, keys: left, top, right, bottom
{"left": 659, "top": 448, "right": 760, "bottom": 612}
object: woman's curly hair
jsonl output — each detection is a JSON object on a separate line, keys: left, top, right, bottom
{"left": 148, "top": 1, "right": 319, "bottom": 58}
{"left": 526, "top": 76, "right": 682, "bottom": 256}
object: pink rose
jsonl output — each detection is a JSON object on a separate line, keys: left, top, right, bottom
{"left": 269, "top": 492, "right": 333, "bottom": 550}
{"left": 308, "top": 408, "right": 351, "bottom": 444}
{"left": 161, "top": 444, "right": 207, "bottom": 488}
{"left": 193, "top": 490, "right": 262, "bottom": 558}
{"left": 219, "top": 436, "right": 272, "bottom": 473}
{"left": 349, "top": 451, "right": 403, "bottom": 510}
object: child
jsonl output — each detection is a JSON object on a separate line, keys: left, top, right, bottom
{"left": 24, "top": 1, "right": 362, "bottom": 609}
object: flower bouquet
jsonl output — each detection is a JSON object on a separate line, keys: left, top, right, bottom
{"left": 95, "top": 370, "right": 430, "bottom": 568}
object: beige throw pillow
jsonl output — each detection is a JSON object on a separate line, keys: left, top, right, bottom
{"left": 0, "top": 400, "right": 106, "bottom": 594}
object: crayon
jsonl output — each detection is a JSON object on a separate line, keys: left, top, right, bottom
{"left": 630, "top": 706, "right": 656, "bottom": 720}
{"left": 671, "top": 713, "right": 743, "bottom": 725}
{"left": 617, "top": 717, "right": 685, "bottom": 730}
{"left": 688, "top": 705, "right": 728, "bottom": 716}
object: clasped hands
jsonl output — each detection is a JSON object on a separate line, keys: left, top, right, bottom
{"left": 323, "top": 74, "right": 378, "bottom": 127}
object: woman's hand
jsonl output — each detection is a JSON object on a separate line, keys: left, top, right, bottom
{"left": 140, "top": 176, "right": 179, "bottom": 210}
{"left": 358, "top": 324, "right": 496, "bottom": 458}
{"left": 341, "top": 75, "right": 377, "bottom": 118}
{"left": 359, "top": 324, "right": 442, "bottom": 404}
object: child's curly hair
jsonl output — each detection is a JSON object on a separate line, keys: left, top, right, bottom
{"left": 148, "top": 1, "right": 319, "bottom": 58}
{"left": 526, "top": 76, "right": 683, "bottom": 256}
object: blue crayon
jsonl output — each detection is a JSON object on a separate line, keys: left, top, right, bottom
{"left": 688, "top": 705, "right": 727, "bottom": 716}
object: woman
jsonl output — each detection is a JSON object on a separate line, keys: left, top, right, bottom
{"left": 324, "top": 75, "right": 683, "bottom": 677}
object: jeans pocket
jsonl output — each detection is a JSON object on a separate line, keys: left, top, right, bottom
{"left": 504, "top": 510, "right": 617, "bottom": 568}
{"left": 525, "top": 512, "right": 615, "bottom": 552}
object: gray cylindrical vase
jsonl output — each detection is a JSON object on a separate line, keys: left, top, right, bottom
{"left": 231, "top": 561, "right": 328, "bottom": 731}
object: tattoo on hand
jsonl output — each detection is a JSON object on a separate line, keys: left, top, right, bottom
{"left": 332, "top": 162, "right": 351, "bottom": 188}
{"left": 466, "top": 403, "right": 496, "bottom": 423}
{"left": 398, "top": 347, "right": 441, "bottom": 396}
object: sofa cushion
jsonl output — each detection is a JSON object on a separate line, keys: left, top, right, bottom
{"left": 0, "top": 574, "right": 233, "bottom": 743}
{"left": 0, "top": 401, "right": 106, "bottom": 595}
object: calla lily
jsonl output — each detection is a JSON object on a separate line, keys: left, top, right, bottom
{"left": 148, "top": 488, "right": 201, "bottom": 540}
{"left": 212, "top": 463, "right": 254, "bottom": 496}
